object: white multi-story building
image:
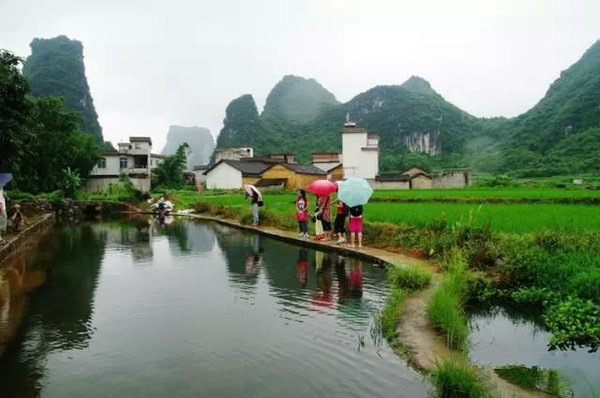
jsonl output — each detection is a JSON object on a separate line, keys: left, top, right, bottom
{"left": 87, "top": 137, "right": 165, "bottom": 193}
{"left": 341, "top": 123, "right": 379, "bottom": 180}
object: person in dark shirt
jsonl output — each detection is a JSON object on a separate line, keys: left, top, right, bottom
{"left": 348, "top": 205, "right": 363, "bottom": 248}
{"left": 334, "top": 199, "right": 348, "bottom": 244}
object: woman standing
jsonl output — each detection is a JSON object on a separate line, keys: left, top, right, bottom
{"left": 318, "top": 194, "right": 332, "bottom": 242}
{"left": 348, "top": 205, "right": 363, "bottom": 248}
{"left": 296, "top": 189, "right": 309, "bottom": 239}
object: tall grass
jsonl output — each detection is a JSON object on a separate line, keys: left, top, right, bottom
{"left": 430, "top": 357, "right": 489, "bottom": 398}
{"left": 428, "top": 248, "right": 470, "bottom": 351}
{"left": 380, "top": 287, "right": 405, "bottom": 342}
{"left": 387, "top": 265, "right": 432, "bottom": 291}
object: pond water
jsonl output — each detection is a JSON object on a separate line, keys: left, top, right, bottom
{"left": 0, "top": 218, "right": 427, "bottom": 397}
{"left": 469, "top": 306, "right": 600, "bottom": 396}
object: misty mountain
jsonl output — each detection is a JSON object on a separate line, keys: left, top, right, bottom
{"left": 161, "top": 126, "right": 215, "bottom": 170}
{"left": 214, "top": 39, "right": 600, "bottom": 176}
{"left": 23, "top": 35, "right": 104, "bottom": 143}
{"left": 261, "top": 75, "right": 339, "bottom": 122}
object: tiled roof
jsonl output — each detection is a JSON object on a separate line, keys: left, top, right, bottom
{"left": 281, "top": 163, "right": 327, "bottom": 175}
{"left": 204, "top": 160, "right": 270, "bottom": 176}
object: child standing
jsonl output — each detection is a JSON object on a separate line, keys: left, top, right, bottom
{"left": 348, "top": 204, "right": 363, "bottom": 249}
{"left": 296, "top": 189, "right": 309, "bottom": 239}
{"left": 334, "top": 199, "right": 348, "bottom": 244}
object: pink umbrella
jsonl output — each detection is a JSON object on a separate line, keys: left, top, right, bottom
{"left": 306, "top": 180, "right": 337, "bottom": 195}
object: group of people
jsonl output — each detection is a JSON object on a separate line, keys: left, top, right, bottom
{"left": 295, "top": 189, "right": 363, "bottom": 248}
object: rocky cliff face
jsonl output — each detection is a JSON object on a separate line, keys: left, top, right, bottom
{"left": 161, "top": 126, "right": 215, "bottom": 170}
{"left": 23, "top": 35, "right": 103, "bottom": 142}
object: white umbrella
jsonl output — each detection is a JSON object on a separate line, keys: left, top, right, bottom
{"left": 244, "top": 184, "right": 262, "bottom": 200}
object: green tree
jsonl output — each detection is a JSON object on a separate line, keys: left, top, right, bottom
{"left": 62, "top": 167, "right": 81, "bottom": 198}
{"left": 152, "top": 143, "right": 189, "bottom": 189}
{"left": 0, "top": 50, "right": 31, "bottom": 173}
{"left": 15, "top": 96, "right": 100, "bottom": 193}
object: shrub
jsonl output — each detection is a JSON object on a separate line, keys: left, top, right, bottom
{"left": 430, "top": 358, "right": 488, "bottom": 398}
{"left": 387, "top": 265, "right": 432, "bottom": 291}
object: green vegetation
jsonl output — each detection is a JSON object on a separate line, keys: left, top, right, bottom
{"left": 152, "top": 143, "right": 190, "bottom": 189}
{"left": 495, "top": 365, "right": 569, "bottom": 396}
{"left": 430, "top": 357, "right": 489, "bottom": 398}
{"left": 23, "top": 35, "right": 103, "bottom": 142}
{"left": 428, "top": 248, "right": 470, "bottom": 351}
{"left": 387, "top": 265, "right": 432, "bottom": 291}
{"left": 380, "top": 288, "right": 405, "bottom": 341}
{"left": 0, "top": 50, "right": 100, "bottom": 194}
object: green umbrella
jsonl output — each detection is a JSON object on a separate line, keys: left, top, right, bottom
{"left": 337, "top": 178, "right": 373, "bottom": 207}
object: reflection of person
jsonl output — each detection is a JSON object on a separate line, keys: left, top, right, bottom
{"left": 335, "top": 256, "right": 348, "bottom": 304}
{"left": 348, "top": 259, "right": 363, "bottom": 298}
{"left": 313, "top": 253, "right": 332, "bottom": 307}
{"left": 296, "top": 248, "right": 309, "bottom": 287}
{"left": 296, "top": 189, "right": 309, "bottom": 239}
{"left": 245, "top": 234, "right": 263, "bottom": 274}
{"left": 348, "top": 205, "right": 363, "bottom": 248}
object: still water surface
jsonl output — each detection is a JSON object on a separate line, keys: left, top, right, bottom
{"left": 469, "top": 306, "right": 600, "bottom": 396}
{"left": 0, "top": 218, "right": 427, "bottom": 397}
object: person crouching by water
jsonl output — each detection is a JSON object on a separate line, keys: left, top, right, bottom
{"left": 317, "top": 194, "right": 332, "bottom": 242}
{"left": 10, "top": 204, "right": 25, "bottom": 232}
{"left": 348, "top": 204, "right": 363, "bottom": 248}
{"left": 296, "top": 189, "right": 309, "bottom": 239}
{"left": 334, "top": 199, "right": 348, "bottom": 244}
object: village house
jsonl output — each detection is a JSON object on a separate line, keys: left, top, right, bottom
{"left": 87, "top": 137, "right": 165, "bottom": 193}
{"left": 341, "top": 123, "right": 379, "bottom": 180}
{"left": 204, "top": 152, "right": 327, "bottom": 190}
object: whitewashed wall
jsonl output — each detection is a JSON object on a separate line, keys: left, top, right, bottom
{"left": 206, "top": 163, "right": 242, "bottom": 189}
{"left": 342, "top": 132, "right": 379, "bottom": 179}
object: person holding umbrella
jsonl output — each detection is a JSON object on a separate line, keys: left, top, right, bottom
{"left": 336, "top": 178, "right": 373, "bottom": 249}
{"left": 305, "top": 179, "right": 337, "bottom": 241}
{"left": 244, "top": 184, "right": 262, "bottom": 226}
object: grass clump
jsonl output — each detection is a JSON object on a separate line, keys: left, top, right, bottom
{"left": 380, "top": 287, "right": 405, "bottom": 342}
{"left": 428, "top": 248, "right": 470, "bottom": 350}
{"left": 430, "top": 357, "right": 488, "bottom": 398}
{"left": 387, "top": 265, "right": 432, "bottom": 291}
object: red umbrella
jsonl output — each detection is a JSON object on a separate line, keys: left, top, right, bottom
{"left": 306, "top": 180, "right": 337, "bottom": 195}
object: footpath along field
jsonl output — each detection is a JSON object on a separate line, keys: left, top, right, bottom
{"left": 171, "top": 188, "right": 600, "bottom": 233}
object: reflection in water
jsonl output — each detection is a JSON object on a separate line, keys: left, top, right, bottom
{"left": 0, "top": 218, "right": 427, "bottom": 397}
{"left": 469, "top": 305, "right": 600, "bottom": 396}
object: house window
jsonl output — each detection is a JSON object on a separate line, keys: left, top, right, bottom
{"left": 120, "top": 157, "right": 128, "bottom": 169}
{"left": 98, "top": 158, "right": 107, "bottom": 169}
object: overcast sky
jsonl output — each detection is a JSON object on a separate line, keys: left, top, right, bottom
{"left": 2, "top": 0, "right": 599, "bottom": 150}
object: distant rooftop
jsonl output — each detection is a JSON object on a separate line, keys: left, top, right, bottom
{"left": 129, "top": 137, "right": 152, "bottom": 144}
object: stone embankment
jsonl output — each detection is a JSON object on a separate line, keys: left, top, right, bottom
{"left": 0, "top": 213, "right": 55, "bottom": 264}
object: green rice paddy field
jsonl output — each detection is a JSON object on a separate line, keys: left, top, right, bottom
{"left": 172, "top": 188, "right": 600, "bottom": 233}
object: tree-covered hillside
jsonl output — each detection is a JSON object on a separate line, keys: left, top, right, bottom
{"left": 23, "top": 35, "right": 104, "bottom": 143}
{"left": 214, "top": 39, "right": 600, "bottom": 176}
